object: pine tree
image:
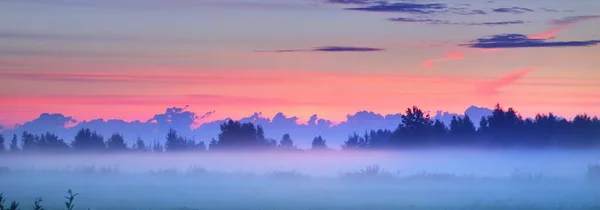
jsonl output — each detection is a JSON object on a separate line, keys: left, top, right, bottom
{"left": 106, "top": 133, "right": 127, "bottom": 151}
{"left": 278, "top": 133, "right": 295, "bottom": 150}
{"left": 311, "top": 136, "right": 327, "bottom": 150}
{"left": 9, "top": 134, "right": 19, "bottom": 152}
{"left": 0, "top": 135, "right": 5, "bottom": 152}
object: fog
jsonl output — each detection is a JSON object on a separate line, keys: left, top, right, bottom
{"left": 2, "top": 149, "right": 600, "bottom": 209}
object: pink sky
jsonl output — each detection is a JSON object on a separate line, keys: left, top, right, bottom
{"left": 0, "top": 0, "right": 599, "bottom": 127}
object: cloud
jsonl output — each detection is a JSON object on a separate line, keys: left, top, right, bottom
{"left": 528, "top": 15, "right": 600, "bottom": 39}
{"left": 345, "top": 2, "right": 447, "bottom": 14}
{"left": 475, "top": 67, "right": 537, "bottom": 95}
{"left": 549, "top": 15, "right": 600, "bottom": 25}
{"left": 0, "top": 105, "right": 496, "bottom": 149}
{"left": 422, "top": 51, "right": 465, "bottom": 69}
{"left": 12, "top": 113, "right": 78, "bottom": 136}
{"left": 453, "top": 9, "right": 487, "bottom": 15}
{"left": 540, "top": 7, "right": 559, "bottom": 12}
{"left": 324, "top": 0, "right": 376, "bottom": 4}
{"left": 256, "top": 46, "right": 385, "bottom": 53}
{"left": 463, "top": 34, "right": 600, "bottom": 48}
{"left": 492, "top": 7, "right": 534, "bottom": 14}
{"left": 388, "top": 18, "right": 525, "bottom": 26}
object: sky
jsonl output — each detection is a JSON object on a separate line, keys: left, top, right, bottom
{"left": 1, "top": 0, "right": 599, "bottom": 130}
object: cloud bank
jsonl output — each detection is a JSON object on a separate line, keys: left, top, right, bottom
{"left": 256, "top": 46, "right": 385, "bottom": 53}
{"left": 463, "top": 34, "right": 600, "bottom": 48}
{"left": 1, "top": 106, "right": 495, "bottom": 149}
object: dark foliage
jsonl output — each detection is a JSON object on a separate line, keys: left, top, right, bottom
{"left": 311, "top": 135, "right": 328, "bottom": 150}
{"left": 2, "top": 104, "right": 600, "bottom": 153}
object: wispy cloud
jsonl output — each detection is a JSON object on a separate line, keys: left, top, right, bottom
{"left": 528, "top": 15, "right": 600, "bottom": 39}
{"left": 540, "top": 7, "right": 559, "bottom": 12}
{"left": 256, "top": 46, "right": 385, "bottom": 53}
{"left": 463, "top": 34, "right": 600, "bottom": 48}
{"left": 475, "top": 67, "right": 538, "bottom": 95}
{"left": 345, "top": 2, "right": 447, "bottom": 14}
{"left": 492, "top": 7, "right": 534, "bottom": 14}
{"left": 388, "top": 18, "right": 525, "bottom": 26}
{"left": 422, "top": 51, "right": 465, "bottom": 69}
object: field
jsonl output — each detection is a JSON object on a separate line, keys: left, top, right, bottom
{"left": 1, "top": 149, "right": 600, "bottom": 210}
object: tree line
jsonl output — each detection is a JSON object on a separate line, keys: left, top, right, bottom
{"left": 1, "top": 104, "right": 599, "bottom": 153}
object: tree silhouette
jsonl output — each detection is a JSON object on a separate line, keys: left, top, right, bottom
{"left": 208, "top": 138, "right": 219, "bottom": 151}
{"left": 152, "top": 140, "right": 163, "bottom": 153}
{"left": 365, "top": 129, "right": 392, "bottom": 149}
{"left": 278, "top": 133, "right": 296, "bottom": 150}
{"left": 342, "top": 132, "right": 367, "bottom": 150}
{"left": 214, "top": 120, "right": 271, "bottom": 150}
{"left": 392, "top": 106, "right": 434, "bottom": 147}
{"left": 165, "top": 129, "right": 186, "bottom": 152}
{"left": 71, "top": 128, "right": 105, "bottom": 151}
{"left": 311, "top": 135, "right": 327, "bottom": 150}
{"left": 0, "top": 135, "right": 4, "bottom": 153}
{"left": 449, "top": 116, "right": 476, "bottom": 145}
{"left": 21, "top": 131, "right": 37, "bottom": 152}
{"left": 132, "top": 137, "right": 147, "bottom": 152}
{"left": 106, "top": 133, "right": 127, "bottom": 151}
{"left": 3, "top": 103, "right": 600, "bottom": 153}
{"left": 38, "top": 132, "right": 69, "bottom": 152}
{"left": 9, "top": 134, "right": 19, "bottom": 152}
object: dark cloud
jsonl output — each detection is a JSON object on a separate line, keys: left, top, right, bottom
{"left": 492, "top": 7, "right": 534, "bottom": 14}
{"left": 346, "top": 2, "right": 447, "bottom": 14}
{"left": 454, "top": 9, "right": 487, "bottom": 15}
{"left": 388, "top": 18, "right": 525, "bottom": 26}
{"left": 256, "top": 46, "right": 385, "bottom": 53}
{"left": 463, "top": 34, "right": 600, "bottom": 48}
{"left": 540, "top": 7, "right": 559, "bottom": 12}
{"left": 314, "top": 46, "right": 384, "bottom": 52}
{"left": 469, "top": 21, "right": 525, "bottom": 26}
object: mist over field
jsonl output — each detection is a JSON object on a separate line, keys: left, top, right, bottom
{"left": 2, "top": 149, "right": 600, "bottom": 210}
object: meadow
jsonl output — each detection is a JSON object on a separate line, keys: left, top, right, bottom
{"left": 2, "top": 150, "right": 600, "bottom": 210}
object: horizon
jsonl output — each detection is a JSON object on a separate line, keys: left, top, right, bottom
{"left": 1, "top": 0, "right": 600, "bottom": 129}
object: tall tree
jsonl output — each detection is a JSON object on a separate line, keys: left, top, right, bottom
{"left": 311, "top": 136, "right": 327, "bottom": 150}
{"left": 449, "top": 116, "right": 476, "bottom": 145}
{"left": 152, "top": 140, "right": 164, "bottom": 153}
{"left": 0, "top": 135, "right": 5, "bottom": 153}
{"left": 71, "top": 128, "right": 105, "bottom": 151}
{"left": 106, "top": 133, "right": 128, "bottom": 151}
{"left": 278, "top": 133, "right": 295, "bottom": 150}
{"left": 215, "top": 120, "right": 271, "bottom": 150}
{"left": 342, "top": 132, "right": 362, "bottom": 150}
{"left": 9, "top": 134, "right": 19, "bottom": 152}
{"left": 38, "top": 132, "right": 69, "bottom": 152}
{"left": 21, "top": 131, "right": 37, "bottom": 152}
{"left": 392, "top": 106, "right": 434, "bottom": 147}
{"left": 132, "top": 137, "right": 147, "bottom": 152}
{"left": 164, "top": 129, "right": 186, "bottom": 152}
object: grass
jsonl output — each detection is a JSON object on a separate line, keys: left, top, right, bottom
{"left": 0, "top": 190, "right": 83, "bottom": 210}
